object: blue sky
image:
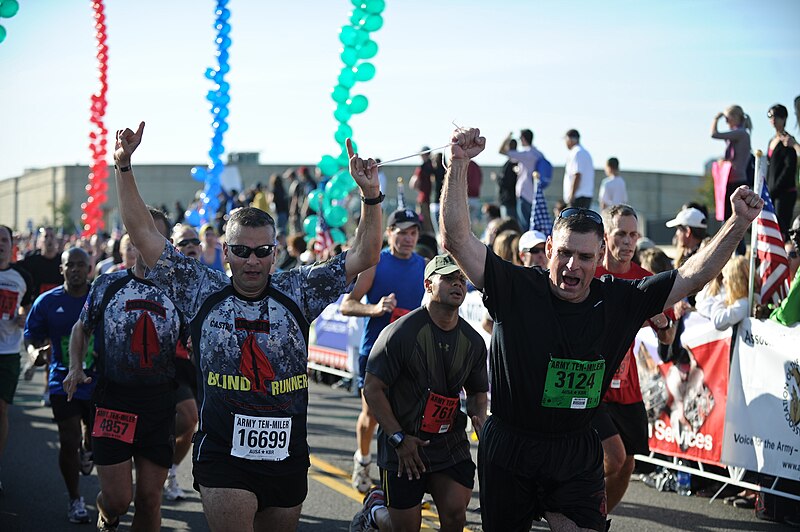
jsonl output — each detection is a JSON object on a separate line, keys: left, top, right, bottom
{"left": 1, "top": 0, "right": 798, "bottom": 182}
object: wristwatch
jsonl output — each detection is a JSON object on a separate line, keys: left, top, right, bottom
{"left": 388, "top": 431, "right": 405, "bottom": 448}
{"left": 361, "top": 192, "right": 385, "bottom": 205}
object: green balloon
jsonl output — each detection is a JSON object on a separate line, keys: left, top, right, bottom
{"left": 351, "top": 0, "right": 365, "bottom": 6}
{"left": 357, "top": 40, "right": 378, "bottom": 59}
{"left": 333, "top": 104, "right": 351, "bottom": 123}
{"left": 338, "top": 68, "right": 356, "bottom": 89}
{"left": 337, "top": 152, "right": 350, "bottom": 167}
{"left": 365, "top": 0, "right": 385, "bottom": 14}
{"left": 0, "top": 0, "right": 19, "bottom": 18}
{"left": 334, "top": 130, "right": 347, "bottom": 145}
{"left": 303, "top": 215, "right": 319, "bottom": 237}
{"left": 0, "top": 25, "right": 5, "bottom": 44}
{"left": 326, "top": 181, "right": 349, "bottom": 202}
{"left": 331, "top": 85, "right": 350, "bottom": 104}
{"left": 337, "top": 123, "right": 353, "bottom": 139}
{"left": 331, "top": 228, "right": 347, "bottom": 245}
{"left": 349, "top": 95, "right": 368, "bottom": 114}
{"left": 363, "top": 14, "right": 383, "bottom": 32}
{"left": 355, "top": 62, "right": 376, "bottom": 82}
{"left": 318, "top": 155, "right": 338, "bottom": 176}
{"left": 340, "top": 46, "right": 358, "bottom": 67}
{"left": 339, "top": 25, "right": 357, "bottom": 46}
{"left": 349, "top": 8, "right": 366, "bottom": 25}
{"left": 308, "top": 190, "right": 325, "bottom": 211}
{"left": 353, "top": 28, "right": 370, "bottom": 46}
{"left": 324, "top": 205, "right": 349, "bottom": 229}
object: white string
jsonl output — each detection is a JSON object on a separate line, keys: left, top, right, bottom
{"left": 375, "top": 121, "right": 467, "bottom": 167}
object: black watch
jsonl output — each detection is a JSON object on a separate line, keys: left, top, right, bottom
{"left": 361, "top": 192, "right": 385, "bottom": 205}
{"left": 388, "top": 431, "right": 405, "bottom": 448}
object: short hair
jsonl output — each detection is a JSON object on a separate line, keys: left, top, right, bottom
{"left": 769, "top": 104, "right": 788, "bottom": 120}
{"left": 61, "top": 246, "right": 90, "bottom": 264}
{"left": 601, "top": 204, "right": 638, "bottom": 233}
{"left": 287, "top": 233, "right": 307, "bottom": 254}
{"left": 553, "top": 211, "right": 604, "bottom": 241}
{"left": 147, "top": 206, "right": 170, "bottom": 238}
{"left": 0, "top": 225, "right": 12, "bottom": 240}
{"left": 606, "top": 157, "right": 619, "bottom": 171}
{"left": 171, "top": 223, "right": 198, "bottom": 243}
{"left": 520, "top": 129, "right": 533, "bottom": 144}
{"left": 226, "top": 207, "right": 276, "bottom": 239}
{"left": 566, "top": 129, "right": 580, "bottom": 140}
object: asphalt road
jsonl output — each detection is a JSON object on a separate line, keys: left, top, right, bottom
{"left": 0, "top": 367, "right": 793, "bottom": 531}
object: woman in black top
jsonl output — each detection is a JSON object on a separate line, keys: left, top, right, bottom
{"left": 767, "top": 104, "right": 798, "bottom": 241}
{"left": 269, "top": 172, "right": 290, "bottom": 233}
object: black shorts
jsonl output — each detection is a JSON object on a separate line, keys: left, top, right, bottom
{"left": 91, "top": 383, "right": 176, "bottom": 469}
{"left": 478, "top": 416, "right": 607, "bottom": 532}
{"left": 193, "top": 454, "right": 308, "bottom": 511}
{"left": 0, "top": 354, "right": 20, "bottom": 404}
{"left": 592, "top": 401, "right": 649, "bottom": 456}
{"left": 380, "top": 459, "right": 475, "bottom": 510}
{"left": 50, "top": 393, "right": 93, "bottom": 425}
{"left": 174, "top": 358, "right": 198, "bottom": 402}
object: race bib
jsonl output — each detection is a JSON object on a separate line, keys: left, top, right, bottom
{"left": 231, "top": 414, "right": 291, "bottom": 461}
{"left": 542, "top": 357, "right": 605, "bottom": 409}
{"left": 92, "top": 408, "right": 138, "bottom": 444}
{"left": 420, "top": 391, "right": 459, "bottom": 434}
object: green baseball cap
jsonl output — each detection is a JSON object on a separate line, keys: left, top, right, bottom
{"left": 424, "top": 253, "right": 461, "bottom": 279}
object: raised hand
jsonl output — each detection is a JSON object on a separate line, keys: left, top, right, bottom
{"left": 346, "top": 138, "right": 380, "bottom": 196}
{"left": 449, "top": 127, "right": 486, "bottom": 161}
{"left": 114, "top": 121, "right": 146, "bottom": 166}
{"left": 730, "top": 185, "right": 764, "bottom": 224}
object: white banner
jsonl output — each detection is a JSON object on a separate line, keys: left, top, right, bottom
{"left": 721, "top": 318, "right": 800, "bottom": 480}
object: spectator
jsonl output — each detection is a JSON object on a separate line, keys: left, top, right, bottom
{"left": 766, "top": 104, "right": 798, "bottom": 241}
{"left": 711, "top": 105, "right": 753, "bottom": 220}
{"left": 499, "top": 129, "right": 544, "bottom": 229}
{"left": 496, "top": 139, "right": 519, "bottom": 219}
{"left": 198, "top": 223, "right": 225, "bottom": 272}
{"left": 429, "top": 153, "right": 446, "bottom": 232}
{"left": 492, "top": 229, "right": 521, "bottom": 265}
{"left": 666, "top": 207, "right": 707, "bottom": 268}
{"left": 269, "top": 173, "right": 290, "bottom": 234}
{"left": 410, "top": 148, "right": 435, "bottom": 234}
{"left": 518, "top": 230, "right": 547, "bottom": 268}
{"left": 467, "top": 160, "right": 483, "bottom": 226}
{"left": 277, "top": 233, "right": 306, "bottom": 271}
{"left": 709, "top": 256, "right": 749, "bottom": 331}
{"left": 563, "top": 129, "right": 595, "bottom": 208}
{"left": 599, "top": 157, "right": 628, "bottom": 211}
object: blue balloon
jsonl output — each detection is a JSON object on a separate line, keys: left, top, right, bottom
{"left": 185, "top": 209, "right": 201, "bottom": 227}
{"left": 205, "top": 68, "right": 217, "bottom": 80}
{"left": 217, "top": 81, "right": 230, "bottom": 92}
{"left": 191, "top": 166, "right": 207, "bottom": 182}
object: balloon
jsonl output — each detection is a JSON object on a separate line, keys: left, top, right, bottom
{"left": 340, "top": 46, "right": 358, "bottom": 67}
{"left": 323, "top": 205, "right": 348, "bottom": 228}
{"left": 355, "top": 62, "right": 376, "bottom": 81}
{"left": 0, "top": 25, "right": 6, "bottom": 44}
{"left": 303, "top": 215, "right": 319, "bottom": 238}
{"left": 318, "top": 155, "right": 339, "bottom": 176}
{"left": 337, "top": 123, "right": 353, "bottom": 139}
{"left": 363, "top": 14, "right": 383, "bottom": 32}
{"left": 349, "top": 8, "right": 366, "bottom": 25}
{"left": 331, "top": 85, "right": 350, "bottom": 104}
{"left": 339, "top": 25, "right": 357, "bottom": 46}
{"left": 357, "top": 40, "right": 378, "bottom": 59}
{"left": 191, "top": 166, "right": 208, "bottom": 182}
{"left": 325, "top": 178, "right": 350, "bottom": 201}
{"left": 185, "top": 209, "right": 201, "bottom": 227}
{"left": 333, "top": 105, "right": 352, "bottom": 123}
{"left": 348, "top": 95, "right": 368, "bottom": 114}
{"left": 337, "top": 151, "right": 351, "bottom": 167}
{"left": 365, "top": 0, "right": 385, "bottom": 14}
{"left": 353, "top": 28, "right": 370, "bottom": 46}
{"left": 334, "top": 130, "right": 347, "bottom": 145}
{"left": 308, "top": 189, "right": 324, "bottom": 211}
{"left": 331, "top": 228, "right": 347, "bottom": 245}
{"left": 0, "top": 0, "right": 19, "bottom": 18}
{"left": 337, "top": 68, "right": 356, "bottom": 89}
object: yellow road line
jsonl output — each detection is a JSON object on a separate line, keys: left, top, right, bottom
{"left": 309, "top": 455, "right": 473, "bottom": 532}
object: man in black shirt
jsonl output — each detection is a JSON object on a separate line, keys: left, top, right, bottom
{"left": 350, "top": 254, "right": 488, "bottom": 532}
{"left": 440, "top": 127, "right": 765, "bottom": 531}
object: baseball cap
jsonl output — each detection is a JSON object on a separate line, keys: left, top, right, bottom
{"left": 665, "top": 208, "right": 707, "bottom": 229}
{"left": 387, "top": 208, "right": 422, "bottom": 230}
{"left": 424, "top": 253, "right": 461, "bottom": 279}
{"left": 636, "top": 237, "right": 656, "bottom": 251}
{"left": 518, "top": 230, "right": 546, "bottom": 252}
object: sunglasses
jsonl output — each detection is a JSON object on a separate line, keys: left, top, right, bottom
{"left": 228, "top": 244, "right": 277, "bottom": 259}
{"left": 558, "top": 207, "right": 603, "bottom": 226}
{"left": 790, "top": 250, "right": 798, "bottom": 259}
{"left": 176, "top": 238, "right": 201, "bottom": 247}
{"left": 522, "top": 247, "right": 545, "bottom": 255}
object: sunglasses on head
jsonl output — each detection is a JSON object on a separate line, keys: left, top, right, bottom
{"left": 176, "top": 238, "right": 201, "bottom": 247}
{"left": 522, "top": 246, "right": 545, "bottom": 255}
{"left": 558, "top": 207, "right": 603, "bottom": 226}
{"left": 228, "top": 244, "right": 277, "bottom": 259}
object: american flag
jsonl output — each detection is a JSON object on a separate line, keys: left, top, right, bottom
{"left": 756, "top": 182, "right": 790, "bottom": 305}
{"left": 313, "top": 192, "right": 334, "bottom": 255}
{"left": 529, "top": 172, "right": 552, "bottom": 236}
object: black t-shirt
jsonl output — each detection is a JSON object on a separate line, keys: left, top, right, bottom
{"left": 482, "top": 246, "right": 676, "bottom": 433}
{"left": 431, "top": 164, "right": 446, "bottom": 203}
{"left": 367, "top": 306, "right": 488, "bottom": 472}
{"left": 18, "top": 252, "right": 63, "bottom": 297}
{"left": 498, "top": 160, "right": 517, "bottom": 205}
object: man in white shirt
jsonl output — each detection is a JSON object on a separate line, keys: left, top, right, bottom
{"left": 563, "top": 129, "right": 595, "bottom": 208}
{"left": 598, "top": 157, "right": 628, "bottom": 211}
{"left": 499, "top": 129, "right": 543, "bottom": 229}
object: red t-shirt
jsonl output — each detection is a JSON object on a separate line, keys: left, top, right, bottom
{"left": 595, "top": 262, "right": 653, "bottom": 404}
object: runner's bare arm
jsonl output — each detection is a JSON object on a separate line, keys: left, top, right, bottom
{"left": 63, "top": 320, "right": 92, "bottom": 401}
{"left": 340, "top": 266, "right": 392, "bottom": 317}
{"left": 441, "top": 128, "right": 487, "bottom": 289}
{"left": 113, "top": 121, "right": 167, "bottom": 269}
{"left": 665, "top": 186, "right": 763, "bottom": 309}
{"left": 344, "top": 138, "right": 383, "bottom": 285}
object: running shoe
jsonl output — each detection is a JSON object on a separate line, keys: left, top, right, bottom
{"left": 349, "top": 486, "right": 385, "bottom": 532}
{"left": 79, "top": 448, "right": 94, "bottom": 476}
{"left": 68, "top": 497, "right": 91, "bottom": 524}
{"left": 97, "top": 514, "right": 119, "bottom": 531}
{"left": 164, "top": 466, "right": 186, "bottom": 501}
{"left": 351, "top": 454, "right": 372, "bottom": 494}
